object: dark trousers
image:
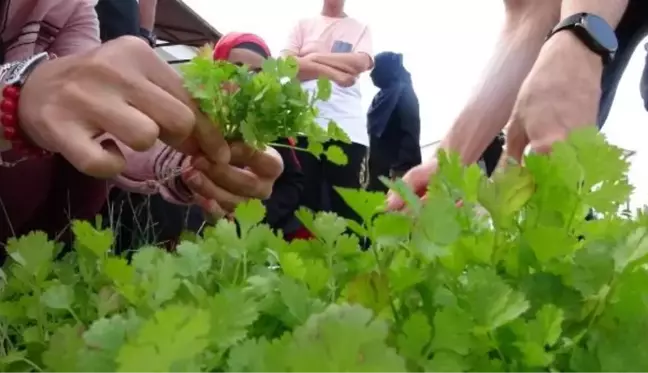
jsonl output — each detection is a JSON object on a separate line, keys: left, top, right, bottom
{"left": 367, "top": 124, "right": 421, "bottom": 193}
{"left": 296, "top": 138, "right": 369, "bottom": 224}
{"left": 95, "top": 0, "right": 140, "bottom": 43}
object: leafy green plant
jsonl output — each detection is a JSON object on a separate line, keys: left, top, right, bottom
{"left": 182, "top": 47, "right": 350, "bottom": 165}
{"left": 2, "top": 127, "right": 648, "bottom": 372}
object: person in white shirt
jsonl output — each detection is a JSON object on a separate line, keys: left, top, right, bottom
{"left": 282, "top": 0, "right": 374, "bottom": 224}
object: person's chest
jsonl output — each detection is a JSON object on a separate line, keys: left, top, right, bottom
{"left": 300, "top": 17, "right": 366, "bottom": 55}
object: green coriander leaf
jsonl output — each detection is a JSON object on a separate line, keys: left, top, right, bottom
{"left": 175, "top": 241, "right": 212, "bottom": 279}
{"left": 43, "top": 325, "right": 85, "bottom": 372}
{"left": 397, "top": 311, "right": 432, "bottom": 363}
{"left": 381, "top": 176, "right": 422, "bottom": 214}
{"left": 278, "top": 277, "right": 325, "bottom": 327}
{"left": 316, "top": 76, "right": 332, "bottom": 101}
{"left": 613, "top": 227, "right": 648, "bottom": 273}
{"left": 478, "top": 162, "right": 534, "bottom": 229}
{"left": 344, "top": 272, "right": 391, "bottom": 315}
{"left": 462, "top": 267, "right": 530, "bottom": 331}
{"left": 41, "top": 282, "right": 74, "bottom": 310}
{"left": 431, "top": 306, "right": 474, "bottom": 355}
{"left": 235, "top": 199, "right": 266, "bottom": 234}
{"left": 426, "top": 351, "right": 470, "bottom": 372}
{"left": 287, "top": 303, "right": 407, "bottom": 372}
{"left": 79, "top": 313, "right": 142, "bottom": 372}
{"left": 371, "top": 212, "right": 412, "bottom": 247}
{"left": 208, "top": 289, "right": 259, "bottom": 349}
{"left": 411, "top": 194, "right": 461, "bottom": 260}
{"left": 6, "top": 231, "right": 55, "bottom": 281}
{"left": 72, "top": 220, "right": 113, "bottom": 257}
{"left": 523, "top": 225, "right": 577, "bottom": 263}
{"left": 334, "top": 187, "right": 385, "bottom": 224}
{"left": 327, "top": 120, "right": 351, "bottom": 143}
{"left": 325, "top": 144, "right": 348, "bottom": 165}
{"left": 116, "top": 305, "right": 210, "bottom": 372}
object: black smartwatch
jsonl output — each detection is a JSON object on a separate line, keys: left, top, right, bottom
{"left": 139, "top": 27, "right": 157, "bottom": 48}
{"left": 546, "top": 13, "right": 618, "bottom": 65}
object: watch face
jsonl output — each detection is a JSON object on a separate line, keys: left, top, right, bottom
{"left": 583, "top": 14, "right": 618, "bottom": 52}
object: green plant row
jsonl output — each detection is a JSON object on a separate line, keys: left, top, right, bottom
{"left": 1, "top": 127, "right": 647, "bottom": 372}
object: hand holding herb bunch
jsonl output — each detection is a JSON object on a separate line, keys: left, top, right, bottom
{"left": 181, "top": 46, "right": 351, "bottom": 166}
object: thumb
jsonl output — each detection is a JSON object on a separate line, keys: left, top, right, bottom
{"left": 386, "top": 160, "right": 436, "bottom": 211}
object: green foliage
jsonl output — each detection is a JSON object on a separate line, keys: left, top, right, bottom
{"left": 181, "top": 50, "right": 349, "bottom": 164}
{"left": 2, "top": 128, "right": 648, "bottom": 372}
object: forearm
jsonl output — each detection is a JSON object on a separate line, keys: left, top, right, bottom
{"left": 311, "top": 53, "right": 371, "bottom": 75}
{"left": 441, "top": 4, "right": 560, "bottom": 164}
{"left": 139, "top": 0, "right": 158, "bottom": 31}
{"left": 295, "top": 57, "right": 353, "bottom": 83}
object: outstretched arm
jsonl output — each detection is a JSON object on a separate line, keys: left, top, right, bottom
{"left": 439, "top": 0, "right": 561, "bottom": 164}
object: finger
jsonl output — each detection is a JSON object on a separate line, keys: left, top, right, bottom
{"left": 126, "top": 39, "right": 228, "bottom": 162}
{"left": 504, "top": 121, "right": 527, "bottom": 164}
{"left": 194, "top": 194, "right": 226, "bottom": 221}
{"left": 90, "top": 99, "right": 160, "bottom": 152}
{"left": 230, "top": 143, "right": 284, "bottom": 179}
{"left": 55, "top": 126, "right": 126, "bottom": 178}
{"left": 192, "top": 157, "right": 273, "bottom": 199}
{"left": 528, "top": 130, "right": 567, "bottom": 155}
{"left": 386, "top": 163, "right": 434, "bottom": 211}
{"left": 182, "top": 169, "right": 245, "bottom": 212}
{"left": 126, "top": 80, "right": 195, "bottom": 148}
{"left": 195, "top": 115, "right": 230, "bottom": 164}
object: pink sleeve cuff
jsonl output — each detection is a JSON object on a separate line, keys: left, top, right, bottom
{"left": 100, "top": 135, "right": 194, "bottom": 205}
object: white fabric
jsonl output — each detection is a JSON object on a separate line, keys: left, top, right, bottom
{"left": 302, "top": 79, "right": 369, "bottom": 146}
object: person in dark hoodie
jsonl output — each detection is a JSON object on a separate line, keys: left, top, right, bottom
{"left": 366, "top": 52, "right": 422, "bottom": 192}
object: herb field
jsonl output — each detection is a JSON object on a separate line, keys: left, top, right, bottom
{"left": 0, "top": 52, "right": 646, "bottom": 372}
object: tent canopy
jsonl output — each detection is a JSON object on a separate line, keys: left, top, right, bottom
{"left": 154, "top": 0, "right": 221, "bottom": 48}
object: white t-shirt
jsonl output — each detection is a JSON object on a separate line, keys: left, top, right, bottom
{"left": 302, "top": 79, "right": 368, "bottom": 146}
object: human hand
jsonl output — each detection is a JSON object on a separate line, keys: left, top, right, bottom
{"left": 386, "top": 157, "right": 438, "bottom": 211}
{"left": 505, "top": 32, "right": 603, "bottom": 161}
{"left": 18, "top": 36, "right": 228, "bottom": 179}
{"left": 180, "top": 142, "right": 284, "bottom": 217}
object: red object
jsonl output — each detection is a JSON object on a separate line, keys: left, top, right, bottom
{"left": 1, "top": 85, "right": 49, "bottom": 157}
{"left": 212, "top": 32, "right": 272, "bottom": 61}
{"left": 286, "top": 226, "right": 315, "bottom": 241}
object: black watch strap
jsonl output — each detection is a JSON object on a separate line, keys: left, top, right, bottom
{"left": 546, "top": 13, "right": 617, "bottom": 65}
{"left": 139, "top": 27, "right": 157, "bottom": 48}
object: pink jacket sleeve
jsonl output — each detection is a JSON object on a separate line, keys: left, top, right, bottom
{"left": 49, "top": 0, "right": 101, "bottom": 56}
{"left": 112, "top": 140, "right": 194, "bottom": 205}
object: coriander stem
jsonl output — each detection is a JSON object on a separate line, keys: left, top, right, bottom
{"left": 67, "top": 307, "right": 83, "bottom": 326}
{"left": 268, "top": 142, "right": 310, "bottom": 153}
{"left": 20, "top": 357, "right": 43, "bottom": 372}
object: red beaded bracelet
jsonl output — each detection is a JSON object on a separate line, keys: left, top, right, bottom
{"left": 0, "top": 84, "right": 49, "bottom": 157}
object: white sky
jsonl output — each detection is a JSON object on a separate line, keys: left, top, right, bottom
{"left": 183, "top": 0, "right": 648, "bottom": 208}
